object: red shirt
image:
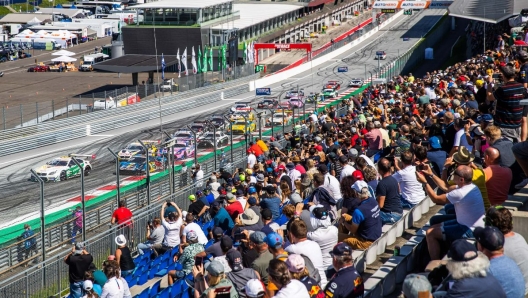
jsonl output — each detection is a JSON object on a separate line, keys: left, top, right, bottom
{"left": 112, "top": 207, "right": 133, "bottom": 225}
{"left": 225, "top": 201, "right": 244, "bottom": 220}
{"left": 249, "top": 144, "right": 264, "bottom": 157}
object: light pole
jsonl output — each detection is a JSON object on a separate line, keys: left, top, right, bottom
{"left": 223, "top": 115, "right": 234, "bottom": 165}
{"left": 206, "top": 121, "right": 217, "bottom": 170}
{"left": 137, "top": 140, "right": 151, "bottom": 206}
{"left": 257, "top": 112, "right": 263, "bottom": 139}
{"left": 162, "top": 131, "right": 175, "bottom": 195}
{"left": 187, "top": 125, "right": 198, "bottom": 167}
{"left": 241, "top": 114, "right": 249, "bottom": 152}
{"left": 364, "top": 64, "right": 367, "bottom": 82}
{"left": 70, "top": 157, "right": 87, "bottom": 242}
{"left": 368, "top": 70, "right": 373, "bottom": 85}
{"left": 30, "top": 169, "right": 46, "bottom": 262}
{"left": 107, "top": 148, "right": 121, "bottom": 205}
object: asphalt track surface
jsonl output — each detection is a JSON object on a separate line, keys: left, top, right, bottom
{"left": 0, "top": 9, "right": 445, "bottom": 226}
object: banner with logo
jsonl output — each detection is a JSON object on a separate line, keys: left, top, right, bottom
{"left": 400, "top": 1, "right": 430, "bottom": 9}
{"left": 372, "top": 1, "right": 401, "bottom": 9}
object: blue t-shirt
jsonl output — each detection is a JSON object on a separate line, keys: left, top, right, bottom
{"left": 427, "top": 150, "right": 448, "bottom": 175}
{"left": 351, "top": 197, "right": 382, "bottom": 241}
{"left": 213, "top": 208, "right": 234, "bottom": 233}
{"left": 446, "top": 274, "right": 506, "bottom": 298}
{"left": 199, "top": 196, "right": 210, "bottom": 207}
{"left": 205, "top": 193, "right": 215, "bottom": 204}
{"left": 93, "top": 284, "right": 102, "bottom": 296}
{"left": 375, "top": 176, "right": 402, "bottom": 214}
{"left": 489, "top": 255, "right": 525, "bottom": 298}
{"left": 260, "top": 197, "right": 282, "bottom": 221}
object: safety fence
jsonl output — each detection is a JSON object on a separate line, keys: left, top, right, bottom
{"left": 1, "top": 63, "right": 255, "bottom": 131}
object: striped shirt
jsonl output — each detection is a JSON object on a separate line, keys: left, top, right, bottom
{"left": 493, "top": 81, "right": 527, "bottom": 128}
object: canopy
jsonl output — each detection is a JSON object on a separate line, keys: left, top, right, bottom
{"left": 35, "top": 30, "right": 49, "bottom": 37}
{"left": 51, "top": 55, "right": 77, "bottom": 62}
{"left": 26, "top": 17, "right": 41, "bottom": 25}
{"left": 52, "top": 49, "right": 75, "bottom": 56}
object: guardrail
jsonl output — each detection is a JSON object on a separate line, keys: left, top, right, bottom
{"left": 0, "top": 73, "right": 259, "bottom": 157}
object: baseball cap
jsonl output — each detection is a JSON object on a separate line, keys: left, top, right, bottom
{"left": 338, "top": 155, "right": 348, "bottom": 164}
{"left": 264, "top": 232, "right": 283, "bottom": 249}
{"left": 428, "top": 136, "right": 441, "bottom": 149}
{"left": 249, "top": 231, "right": 266, "bottom": 244}
{"left": 351, "top": 180, "right": 369, "bottom": 193}
{"left": 261, "top": 208, "right": 272, "bottom": 220}
{"left": 115, "top": 235, "right": 127, "bottom": 246}
{"left": 206, "top": 260, "right": 225, "bottom": 276}
{"left": 236, "top": 189, "right": 245, "bottom": 196}
{"left": 248, "top": 196, "right": 257, "bottom": 206}
{"left": 474, "top": 226, "right": 504, "bottom": 251}
{"left": 317, "top": 164, "right": 328, "bottom": 173}
{"left": 265, "top": 185, "right": 276, "bottom": 194}
{"left": 331, "top": 242, "right": 353, "bottom": 256}
{"left": 517, "top": 50, "right": 528, "bottom": 60}
{"left": 352, "top": 170, "right": 364, "bottom": 181}
{"left": 285, "top": 254, "right": 305, "bottom": 273}
{"left": 226, "top": 250, "right": 244, "bottom": 272}
{"left": 248, "top": 186, "right": 257, "bottom": 194}
{"left": 220, "top": 236, "right": 233, "bottom": 251}
{"left": 256, "top": 174, "right": 265, "bottom": 182}
{"left": 276, "top": 165, "right": 286, "bottom": 172}
{"left": 310, "top": 205, "right": 328, "bottom": 220}
{"left": 226, "top": 193, "right": 236, "bottom": 202}
{"left": 186, "top": 231, "right": 198, "bottom": 241}
{"left": 74, "top": 242, "right": 84, "bottom": 255}
{"left": 286, "top": 162, "right": 295, "bottom": 170}
{"left": 245, "top": 279, "right": 265, "bottom": 298}
{"left": 348, "top": 148, "right": 359, "bottom": 158}
{"left": 213, "top": 227, "right": 224, "bottom": 238}
{"left": 448, "top": 239, "right": 478, "bottom": 262}
{"left": 402, "top": 274, "right": 432, "bottom": 298}
{"left": 477, "top": 114, "right": 493, "bottom": 124}
{"left": 83, "top": 280, "right": 94, "bottom": 291}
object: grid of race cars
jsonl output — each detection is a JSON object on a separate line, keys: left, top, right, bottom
{"left": 30, "top": 79, "right": 365, "bottom": 180}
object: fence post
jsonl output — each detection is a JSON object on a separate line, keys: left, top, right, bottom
{"left": 2, "top": 107, "right": 5, "bottom": 130}
{"left": 145, "top": 84, "right": 148, "bottom": 99}
{"left": 67, "top": 98, "right": 69, "bottom": 118}
{"left": 136, "top": 85, "right": 138, "bottom": 97}
{"left": 36, "top": 102, "right": 39, "bottom": 124}
{"left": 20, "top": 104, "right": 23, "bottom": 127}
{"left": 52, "top": 100, "right": 55, "bottom": 119}
{"left": 92, "top": 92, "right": 95, "bottom": 112}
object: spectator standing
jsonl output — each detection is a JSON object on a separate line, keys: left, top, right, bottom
{"left": 137, "top": 218, "right": 164, "bottom": 256}
{"left": 483, "top": 147, "right": 512, "bottom": 205}
{"left": 393, "top": 150, "right": 426, "bottom": 208}
{"left": 225, "top": 193, "right": 245, "bottom": 220}
{"left": 324, "top": 243, "right": 364, "bottom": 298}
{"left": 192, "top": 164, "right": 204, "bottom": 187}
{"left": 361, "top": 122, "right": 383, "bottom": 157}
{"left": 21, "top": 224, "right": 38, "bottom": 265}
{"left": 442, "top": 112, "right": 457, "bottom": 154}
{"left": 310, "top": 173, "right": 338, "bottom": 220}
{"left": 285, "top": 220, "right": 327, "bottom": 288}
{"left": 249, "top": 231, "right": 274, "bottom": 285}
{"left": 474, "top": 226, "right": 525, "bottom": 298}
{"left": 317, "top": 164, "right": 343, "bottom": 202}
{"left": 71, "top": 206, "right": 83, "bottom": 244}
{"left": 267, "top": 259, "right": 310, "bottom": 298}
{"left": 376, "top": 158, "right": 403, "bottom": 224}
{"left": 114, "top": 235, "right": 135, "bottom": 278}
{"left": 226, "top": 250, "right": 260, "bottom": 298}
{"left": 111, "top": 200, "right": 133, "bottom": 240}
{"left": 160, "top": 201, "right": 183, "bottom": 251}
{"left": 306, "top": 205, "right": 337, "bottom": 271}
{"left": 339, "top": 155, "right": 355, "bottom": 182}
{"left": 64, "top": 243, "right": 93, "bottom": 298}
{"left": 485, "top": 206, "right": 528, "bottom": 294}
{"left": 211, "top": 202, "right": 235, "bottom": 235}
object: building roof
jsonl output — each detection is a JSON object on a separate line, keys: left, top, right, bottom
{"left": 448, "top": 0, "right": 520, "bottom": 24}
{"left": 211, "top": 3, "right": 300, "bottom": 30}
{"left": 0, "top": 13, "right": 53, "bottom": 24}
{"left": 93, "top": 54, "right": 179, "bottom": 73}
{"left": 29, "top": 24, "right": 89, "bottom": 31}
{"left": 36, "top": 8, "right": 86, "bottom": 18}
{"left": 131, "top": 0, "right": 232, "bottom": 9}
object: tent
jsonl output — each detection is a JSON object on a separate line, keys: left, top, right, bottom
{"left": 35, "top": 30, "right": 50, "bottom": 37}
{"left": 51, "top": 55, "right": 76, "bottom": 62}
{"left": 26, "top": 17, "right": 41, "bottom": 25}
{"left": 52, "top": 49, "right": 75, "bottom": 56}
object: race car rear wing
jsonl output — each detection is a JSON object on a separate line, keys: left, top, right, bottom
{"left": 69, "top": 154, "right": 96, "bottom": 160}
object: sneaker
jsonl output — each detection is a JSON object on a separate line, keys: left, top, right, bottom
{"left": 515, "top": 178, "right": 528, "bottom": 190}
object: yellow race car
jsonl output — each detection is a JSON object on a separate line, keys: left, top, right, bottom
{"left": 228, "top": 119, "right": 256, "bottom": 135}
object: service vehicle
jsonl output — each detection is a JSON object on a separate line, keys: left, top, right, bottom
{"left": 198, "top": 131, "right": 229, "bottom": 148}
{"left": 228, "top": 119, "right": 256, "bottom": 134}
{"left": 267, "top": 112, "right": 292, "bottom": 126}
{"left": 348, "top": 78, "right": 364, "bottom": 87}
{"left": 287, "top": 97, "right": 305, "bottom": 109}
{"left": 257, "top": 97, "right": 279, "bottom": 109}
{"left": 374, "top": 50, "right": 387, "bottom": 60}
{"left": 160, "top": 78, "right": 176, "bottom": 92}
{"left": 210, "top": 115, "right": 226, "bottom": 131}
{"left": 81, "top": 53, "right": 105, "bottom": 71}
{"left": 321, "top": 88, "right": 338, "bottom": 99}
{"left": 119, "top": 155, "right": 158, "bottom": 175}
{"left": 118, "top": 141, "right": 158, "bottom": 160}
{"left": 31, "top": 154, "right": 94, "bottom": 182}
{"left": 93, "top": 97, "right": 116, "bottom": 110}
{"left": 230, "top": 101, "right": 252, "bottom": 113}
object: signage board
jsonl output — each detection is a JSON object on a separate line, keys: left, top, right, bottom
{"left": 372, "top": 1, "right": 399, "bottom": 9}
{"left": 337, "top": 66, "right": 348, "bottom": 72}
{"left": 381, "top": 9, "right": 396, "bottom": 13}
{"left": 255, "top": 65, "right": 264, "bottom": 72}
{"left": 256, "top": 88, "right": 271, "bottom": 96}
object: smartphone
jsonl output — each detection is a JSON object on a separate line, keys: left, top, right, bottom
{"left": 194, "top": 256, "right": 204, "bottom": 266}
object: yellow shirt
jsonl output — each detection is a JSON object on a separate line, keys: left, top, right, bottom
{"left": 408, "top": 75, "right": 415, "bottom": 83}
{"left": 257, "top": 140, "right": 269, "bottom": 152}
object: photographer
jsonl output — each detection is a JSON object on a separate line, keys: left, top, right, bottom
{"left": 64, "top": 243, "right": 93, "bottom": 298}
{"left": 486, "top": 65, "right": 528, "bottom": 143}
{"left": 137, "top": 218, "right": 164, "bottom": 256}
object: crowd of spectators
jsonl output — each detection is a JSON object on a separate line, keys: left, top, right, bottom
{"left": 61, "top": 21, "right": 528, "bottom": 298}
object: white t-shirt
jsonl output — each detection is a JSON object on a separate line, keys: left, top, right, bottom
{"left": 247, "top": 154, "right": 257, "bottom": 168}
{"left": 446, "top": 184, "right": 485, "bottom": 229}
{"left": 453, "top": 129, "right": 473, "bottom": 152}
{"left": 237, "top": 197, "right": 247, "bottom": 210}
{"left": 162, "top": 217, "right": 183, "bottom": 247}
{"left": 307, "top": 226, "right": 338, "bottom": 270}
{"left": 340, "top": 164, "right": 356, "bottom": 181}
{"left": 323, "top": 173, "right": 342, "bottom": 200}
{"left": 273, "top": 279, "right": 310, "bottom": 298}
{"left": 182, "top": 222, "right": 208, "bottom": 245}
{"left": 194, "top": 170, "right": 204, "bottom": 187}
{"left": 285, "top": 240, "right": 328, "bottom": 288}
{"left": 100, "top": 277, "right": 132, "bottom": 298}
{"left": 392, "top": 166, "right": 426, "bottom": 204}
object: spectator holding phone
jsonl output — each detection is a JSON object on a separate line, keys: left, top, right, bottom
{"left": 192, "top": 260, "right": 238, "bottom": 298}
{"left": 167, "top": 231, "right": 204, "bottom": 286}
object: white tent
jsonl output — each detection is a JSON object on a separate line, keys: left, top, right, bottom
{"left": 52, "top": 49, "right": 75, "bottom": 56}
{"left": 35, "top": 30, "right": 49, "bottom": 37}
{"left": 51, "top": 55, "right": 77, "bottom": 62}
{"left": 27, "top": 17, "right": 42, "bottom": 25}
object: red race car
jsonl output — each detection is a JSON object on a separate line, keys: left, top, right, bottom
{"left": 28, "top": 65, "right": 50, "bottom": 72}
{"left": 327, "top": 80, "right": 341, "bottom": 90}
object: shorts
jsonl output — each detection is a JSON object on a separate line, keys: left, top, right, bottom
{"left": 512, "top": 141, "right": 528, "bottom": 159}
{"left": 441, "top": 219, "right": 473, "bottom": 243}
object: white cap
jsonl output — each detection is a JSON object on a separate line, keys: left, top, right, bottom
{"left": 245, "top": 279, "right": 265, "bottom": 298}
{"left": 352, "top": 180, "right": 369, "bottom": 193}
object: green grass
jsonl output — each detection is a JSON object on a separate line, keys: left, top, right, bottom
{"left": 0, "top": 6, "right": 11, "bottom": 14}
{"left": 11, "top": 3, "right": 34, "bottom": 12}
{"left": 38, "top": 0, "right": 73, "bottom": 8}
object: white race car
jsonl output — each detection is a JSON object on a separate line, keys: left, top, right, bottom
{"left": 118, "top": 141, "right": 158, "bottom": 160}
{"left": 31, "top": 155, "right": 94, "bottom": 182}
{"left": 349, "top": 78, "right": 364, "bottom": 87}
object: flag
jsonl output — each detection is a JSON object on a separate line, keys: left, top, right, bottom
{"left": 243, "top": 42, "right": 247, "bottom": 64}
{"left": 249, "top": 42, "right": 254, "bottom": 63}
{"left": 209, "top": 46, "right": 213, "bottom": 71}
{"left": 182, "top": 48, "right": 188, "bottom": 76}
{"left": 161, "top": 53, "right": 166, "bottom": 80}
{"left": 202, "top": 46, "right": 208, "bottom": 72}
{"left": 191, "top": 46, "right": 197, "bottom": 74}
{"left": 176, "top": 48, "right": 181, "bottom": 78}
{"left": 197, "top": 46, "right": 202, "bottom": 74}
{"left": 221, "top": 44, "right": 227, "bottom": 69}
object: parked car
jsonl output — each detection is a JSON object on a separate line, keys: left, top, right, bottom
{"left": 267, "top": 112, "right": 292, "bottom": 126}
{"left": 173, "top": 130, "right": 194, "bottom": 143}
{"left": 189, "top": 122, "right": 208, "bottom": 137}
{"left": 28, "top": 65, "right": 50, "bottom": 72}
{"left": 228, "top": 119, "right": 256, "bottom": 135}
{"left": 198, "top": 131, "right": 229, "bottom": 148}
{"left": 257, "top": 97, "right": 279, "bottom": 109}
{"left": 230, "top": 101, "right": 252, "bottom": 113}
{"left": 349, "top": 78, "right": 364, "bottom": 87}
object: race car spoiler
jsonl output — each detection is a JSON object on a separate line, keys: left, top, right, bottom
{"left": 69, "top": 154, "right": 96, "bottom": 160}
